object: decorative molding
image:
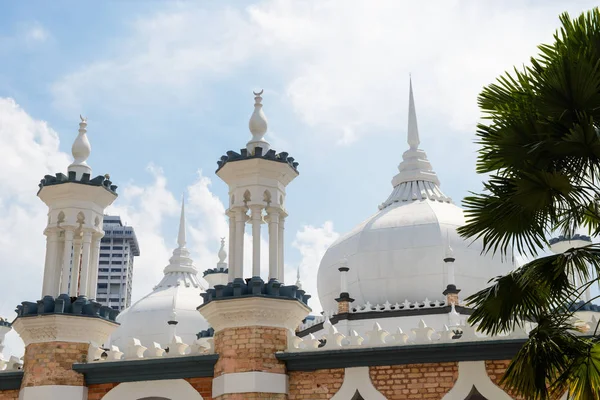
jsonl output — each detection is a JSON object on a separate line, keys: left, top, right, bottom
{"left": 216, "top": 147, "right": 299, "bottom": 174}
{"left": 73, "top": 354, "right": 218, "bottom": 384}
{"left": 198, "top": 296, "right": 310, "bottom": 332}
{"left": 277, "top": 339, "right": 526, "bottom": 371}
{"left": 442, "top": 361, "right": 512, "bottom": 400}
{"left": 19, "top": 385, "right": 88, "bottom": 400}
{"left": 212, "top": 371, "right": 287, "bottom": 397}
{"left": 331, "top": 367, "right": 386, "bottom": 400}
{"left": 0, "top": 371, "right": 22, "bottom": 390}
{"left": 38, "top": 171, "right": 117, "bottom": 195}
{"left": 12, "top": 314, "right": 117, "bottom": 346}
{"left": 16, "top": 294, "right": 119, "bottom": 322}
{"left": 98, "top": 379, "right": 204, "bottom": 400}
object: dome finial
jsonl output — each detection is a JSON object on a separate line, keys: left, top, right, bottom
{"left": 247, "top": 89, "right": 270, "bottom": 155}
{"left": 218, "top": 237, "right": 227, "bottom": 264}
{"left": 295, "top": 265, "right": 303, "bottom": 289}
{"left": 178, "top": 195, "right": 186, "bottom": 248}
{"left": 68, "top": 115, "right": 92, "bottom": 179}
{"left": 407, "top": 76, "right": 419, "bottom": 150}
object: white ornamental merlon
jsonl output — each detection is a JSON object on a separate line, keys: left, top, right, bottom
{"left": 167, "top": 335, "right": 189, "bottom": 357}
{"left": 442, "top": 361, "right": 512, "bottom": 400}
{"left": 124, "top": 338, "right": 147, "bottom": 359}
{"left": 68, "top": 115, "right": 92, "bottom": 180}
{"left": 12, "top": 314, "right": 118, "bottom": 346}
{"left": 198, "top": 296, "right": 310, "bottom": 332}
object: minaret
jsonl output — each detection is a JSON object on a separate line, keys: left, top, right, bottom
{"left": 200, "top": 91, "right": 309, "bottom": 400}
{"left": 442, "top": 243, "right": 461, "bottom": 305}
{"left": 335, "top": 258, "right": 354, "bottom": 314}
{"left": 13, "top": 116, "right": 119, "bottom": 400}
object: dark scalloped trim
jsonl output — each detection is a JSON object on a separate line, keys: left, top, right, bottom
{"left": 37, "top": 172, "right": 118, "bottom": 195}
{"left": 216, "top": 148, "right": 299, "bottom": 173}
{"left": 198, "top": 277, "right": 311, "bottom": 308}
{"left": 15, "top": 294, "right": 119, "bottom": 322}
{"left": 203, "top": 267, "right": 228, "bottom": 277}
{"left": 196, "top": 327, "right": 215, "bottom": 339}
{"left": 549, "top": 234, "right": 592, "bottom": 245}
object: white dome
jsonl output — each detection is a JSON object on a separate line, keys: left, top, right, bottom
{"left": 110, "top": 200, "right": 210, "bottom": 349}
{"left": 317, "top": 81, "right": 513, "bottom": 312}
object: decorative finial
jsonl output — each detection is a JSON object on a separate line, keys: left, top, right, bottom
{"left": 407, "top": 77, "right": 420, "bottom": 150}
{"left": 104, "top": 173, "right": 110, "bottom": 180}
{"left": 247, "top": 89, "right": 270, "bottom": 155}
{"left": 295, "top": 265, "right": 303, "bottom": 289}
{"left": 68, "top": 115, "right": 92, "bottom": 179}
{"left": 218, "top": 237, "right": 227, "bottom": 264}
{"left": 177, "top": 196, "right": 186, "bottom": 248}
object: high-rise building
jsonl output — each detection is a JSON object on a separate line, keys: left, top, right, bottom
{"left": 96, "top": 215, "right": 140, "bottom": 310}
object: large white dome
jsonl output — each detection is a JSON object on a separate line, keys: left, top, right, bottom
{"left": 110, "top": 201, "right": 210, "bottom": 349}
{"left": 317, "top": 82, "right": 513, "bottom": 312}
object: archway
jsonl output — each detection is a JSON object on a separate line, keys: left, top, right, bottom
{"left": 102, "top": 379, "right": 204, "bottom": 400}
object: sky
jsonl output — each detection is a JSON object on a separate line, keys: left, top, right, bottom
{"left": 0, "top": 0, "right": 598, "bottom": 357}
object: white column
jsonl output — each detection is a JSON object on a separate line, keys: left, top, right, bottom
{"left": 41, "top": 230, "right": 60, "bottom": 297}
{"left": 78, "top": 231, "right": 93, "bottom": 297}
{"left": 60, "top": 229, "right": 75, "bottom": 295}
{"left": 250, "top": 205, "right": 262, "bottom": 278}
{"left": 228, "top": 211, "right": 236, "bottom": 282}
{"left": 277, "top": 215, "right": 285, "bottom": 283}
{"left": 87, "top": 235, "right": 101, "bottom": 299}
{"left": 267, "top": 209, "right": 280, "bottom": 281}
{"left": 69, "top": 238, "right": 83, "bottom": 297}
{"left": 234, "top": 208, "right": 246, "bottom": 279}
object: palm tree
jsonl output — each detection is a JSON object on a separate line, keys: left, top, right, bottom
{"left": 457, "top": 8, "right": 600, "bottom": 400}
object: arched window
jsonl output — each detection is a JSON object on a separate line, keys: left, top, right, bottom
{"left": 351, "top": 391, "right": 364, "bottom": 400}
{"left": 138, "top": 398, "right": 171, "bottom": 400}
{"left": 465, "top": 386, "right": 488, "bottom": 400}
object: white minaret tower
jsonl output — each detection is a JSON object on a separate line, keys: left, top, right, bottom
{"left": 38, "top": 116, "right": 118, "bottom": 299}
{"left": 216, "top": 90, "right": 299, "bottom": 284}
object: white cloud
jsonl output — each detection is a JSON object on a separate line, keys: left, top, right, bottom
{"left": 291, "top": 221, "right": 339, "bottom": 313}
{"left": 24, "top": 23, "right": 49, "bottom": 44}
{"left": 51, "top": 0, "right": 599, "bottom": 142}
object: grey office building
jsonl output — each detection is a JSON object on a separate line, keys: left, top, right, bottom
{"left": 96, "top": 216, "right": 140, "bottom": 310}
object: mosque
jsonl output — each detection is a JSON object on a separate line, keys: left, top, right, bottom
{"left": 0, "top": 81, "right": 594, "bottom": 400}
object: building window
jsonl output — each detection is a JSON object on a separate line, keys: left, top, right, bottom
{"left": 97, "top": 298, "right": 106, "bottom": 302}
{"left": 99, "top": 268, "right": 109, "bottom": 272}
{"left": 98, "top": 275, "right": 108, "bottom": 279}
{"left": 109, "top": 298, "right": 120, "bottom": 302}
{"left": 99, "top": 261, "right": 109, "bottom": 265}
{"left": 99, "top": 254, "right": 110, "bottom": 258}
{"left": 111, "top": 306, "right": 119, "bottom": 310}
{"left": 111, "top": 260, "right": 123, "bottom": 265}
{"left": 112, "top": 254, "right": 123, "bottom": 257}
{"left": 100, "top": 246, "right": 111, "bottom": 250}
{"left": 113, "top": 239, "right": 123, "bottom": 244}
{"left": 98, "top": 283, "right": 108, "bottom": 289}
{"left": 111, "top": 268, "right": 122, "bottom": 272}
{"left": 113, "top": 246, "right": 123, "bottom": 250}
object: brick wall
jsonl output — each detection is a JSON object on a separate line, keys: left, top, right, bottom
{"left": 485, "top": 360, "right": 526, "bottom": 400}
{"left": 21, "top": 342, "right": 88, "bottom": 387}
{"left": 288, "top": 369, "right": 345, "bottom": 399}
{"left": 88, "top": 383, "right": 119, "bottom": 400}
{"left": 0, "top": 389, "right": 19, "bottom": 400}
{"left": 337, "top": 301, "right": 350, "bottom": 314}
{"left": 213, "top": 326, "right": 287, "bottom": 376}
{"left": 370, "top": 363, "right": 458, "bottom": 399}
{"left": 217, "top": 394, "right": 286, "bottom": 400}
{"left": 185, "top": 377, "right": 213, "bottom": 399}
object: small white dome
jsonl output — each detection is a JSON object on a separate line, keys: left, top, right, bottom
{"left": 110, "top": 199, "right": 209, "bottom": 349}
{"left": 317, "top": 80, "right": 513, "bottom": 312}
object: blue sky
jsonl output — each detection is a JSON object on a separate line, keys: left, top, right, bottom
{"left": 0, "top": 0, "right": 598, "bottom": 355}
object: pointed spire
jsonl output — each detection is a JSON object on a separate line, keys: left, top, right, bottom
{"left": 178, "top": 196, "right": 186, "bottom": 248}
{"left": 218, "top": 237, "right": 227, "bottom": 264}
{"left": 295, "top": 265, "right": 302, "bottom": 289}
{"left": 407, "top": 77, "right": 419, "bottom": 150}
{"left": 247, "top": 90, "right": 270, "bottom": 155}
{"left": 68, "top": 115, "right": 92, "bottom": 179}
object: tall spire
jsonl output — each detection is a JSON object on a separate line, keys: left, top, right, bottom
{"left": 295, "top": 265, "right": 302, "bottom": 289}
{"left": 162, "top": 196, "right": 197, "bottom": 277}
{"left": 178, "top": 196, "right": 186, "bottom": 248}
{"left": 407, "top": 77, "right": 419, "bottom": 150}
{"left": 68, "top": 115, "right": 92, "bottom": 179}
{"left": 378, "top": 78, "right": 451, "bottom": 209}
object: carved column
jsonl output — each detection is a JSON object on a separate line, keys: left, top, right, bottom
{"left": 250, "top": 205, "right": 263, "bottom": 277}
{"left": 78, "top": 231, "right": 93, "bottom": 297}
{"left": 87, "top": 234, "right": 101, "bottom": 299}
{"left": 41, "top": 229, "right": 60, "bottom": 298}
{"left": 234, "top": 208, "right": 246, "bottom": 279}
{"left": 227, "top": 210, "right": 236, "bottom": 282}
{"left": 60, "top": 229, "right": 74, "bottom": 295}
{"left": 277, "top": 214, "right": 285, "bottom": 283}
{"left": 267, "top": 208, "right": 280, "bottom": 281}
{"left": 69, "top": 237, "right": 82, "bottom": 297}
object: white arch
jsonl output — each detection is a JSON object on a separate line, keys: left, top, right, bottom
{"left": 331, "top": 367, "right": 387, "bottom": 400}
{"left": 442, "top": 361, "right": 512, "bottom": 400}
{"left": 102, "top": 379, "right": 204, "bottom": 400}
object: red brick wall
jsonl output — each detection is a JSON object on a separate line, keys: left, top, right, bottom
{"left": 0, "top": 389, "right": 19, "bottom": 400}
{"left": 370, "top": 363, "right": 458, "bottom": 399}
{"left": 214, "top": 326, "right": 287, "bottom": 376}
{"left": 218, "top": 394, "right": 286, "bottom": 400}
{"left": 22, "top": 342, "right": 88, "bottom": 387}
{"left": 87, "top": 383, "right": 118, "bottom": 400}
{"left": 485, "top": 360, "right": 526, "bottom": 400}
{"left": 288, "top": 369, "right": 345, "bottom": 399}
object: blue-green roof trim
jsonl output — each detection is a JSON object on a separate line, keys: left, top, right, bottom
{"left": 216, "top": 148, "right": 299, "bottom": 173}
{"left": 15, "top": 294, "right": 119, "bottom": 322}
{"left": 37, "top": 172, "right": 118, "bottom": 195}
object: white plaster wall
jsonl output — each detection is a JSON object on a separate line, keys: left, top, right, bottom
{"left": 442, "top": 361, "right": 512, "bottom": 400}
{"left": 19, "top": 385, "right": 87, "bottom": 400}
{"left": 102, "top": 379, "right": 203, "bottom": 400}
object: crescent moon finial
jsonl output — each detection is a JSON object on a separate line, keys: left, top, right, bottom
{"left": 253, "top": 89, "right": 264, "bottom": 96}
{"left": 79, "top": 114, "right": 87, "bottom": 123}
